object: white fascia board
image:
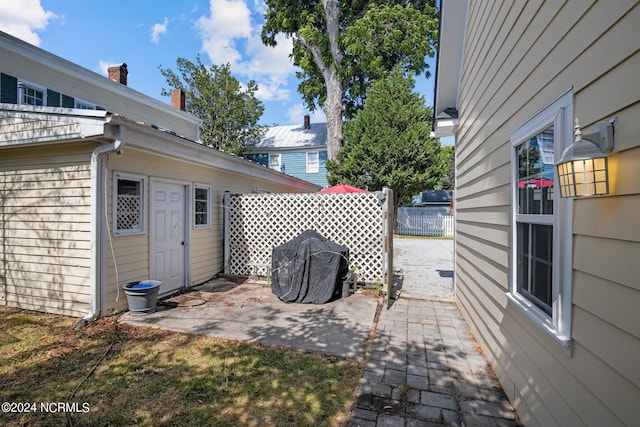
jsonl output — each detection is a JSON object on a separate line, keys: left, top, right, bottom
{"left": 0, "top": 103, "right": 109, "bottom": 147}
{"left": 0, "top": 102, "right": 108, "bottom": 120}
{"left": 434, "top": 0, "right": 468, "bottom": 133}
{"left": 245, "top": 144, "right": 328, "bottom": 153}
{"left": 110, "top": 117, "right": 321, "bottom": 192}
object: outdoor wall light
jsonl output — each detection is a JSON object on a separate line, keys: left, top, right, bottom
{"left": 556, "top": 118, "right": 615, "bottom": 198}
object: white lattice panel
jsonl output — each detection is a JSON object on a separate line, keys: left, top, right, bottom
{"left": 227, "top": 193, "right": 384, "bottom": 283}
{"left": 117, "top": 194, "right": 141, "bottom": 230}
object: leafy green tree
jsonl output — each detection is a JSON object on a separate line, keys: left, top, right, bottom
{"left": 518, "top": 144, "right": 543, "bottom": 178}
{"left": 327, "top": 68, "right": 446, "bottom": 214}
{"left": 261, "top": 0, "right": 438, "bottom": 160}
{"left": 160, "top": 57, "right": 265, "bottom": 156}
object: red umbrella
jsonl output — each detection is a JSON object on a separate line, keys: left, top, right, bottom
{"left": 518, "top": 178, "right": 554, "bottom": 188}
{"left": 318, "top": 184, "right": 368, "bottom": 194}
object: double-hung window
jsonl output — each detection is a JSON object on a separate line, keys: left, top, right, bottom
{"left": 194, "top": 184, "right": 211, "bottom": 228}
{"left": 113, "top": 172, "right": 146, "bottom": 235}
{"left": 509, "top": 90, "right": 574, "bottom": 352}
{"left": 268, "top": 154, "right": 281, "bottom": 171}
{"left": 307, "top": 151, "right": 319, "bottom": 173}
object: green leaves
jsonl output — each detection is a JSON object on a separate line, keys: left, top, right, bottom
{"left": 159, "top": 57, "right": 265, "bottom": 156}
{"left": 328, "top": 68, "right": 447, "bottom": 209}
{"left": 262, "top": 0, "right": 438, "bottom": 118}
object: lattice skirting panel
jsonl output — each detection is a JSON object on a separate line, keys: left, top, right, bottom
{"left": 226, "top": 192, "right": 385, "bottom": 283}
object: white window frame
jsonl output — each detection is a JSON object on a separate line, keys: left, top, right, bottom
{"left": 113, "top": 172, "right": 146, "bottom": 235}
{"left": 75, "top": 98, "right": 96, "bottom": 110}
{"left": 306, "top": 151, "right": 320, "bottom": 173}
{"left": 18, "top": 80, "right": 46, "bottom": 106}
{"left": 508, "top": 89, "right": 574, "bottom": 353}
{"left": 268, "top": 153, "right": 281, "bottom": 171}
{"left": 194, "top": 183, "right": 211, "bottom": 229}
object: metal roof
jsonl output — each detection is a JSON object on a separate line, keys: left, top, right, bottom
{"left": 255, "top": 122, "right": 327, "bottom": 149}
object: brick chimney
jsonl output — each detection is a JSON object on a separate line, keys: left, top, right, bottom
{"left": 171, "top": 88, "right": 186, "bottom": 111}
{"left": 304, "top": 114, "right": 310, "bottom": 129}
{"left": 108, "top": 63, "right": 128, "bottom": 85}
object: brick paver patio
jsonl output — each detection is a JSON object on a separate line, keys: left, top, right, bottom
{"left": 349, "top": 298, "right": 522, "bottom": 427}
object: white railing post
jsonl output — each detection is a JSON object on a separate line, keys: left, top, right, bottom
{"left": 382, "top": 187, "right": 395, "bottom": 304}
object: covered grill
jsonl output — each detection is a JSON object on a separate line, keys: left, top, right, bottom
{"left": 271, "top": 229, "right": 349, "bottom": 304}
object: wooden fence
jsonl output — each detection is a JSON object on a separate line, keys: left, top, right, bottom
{"left": 396, "top": 208, "right": 454, "bottom": 237}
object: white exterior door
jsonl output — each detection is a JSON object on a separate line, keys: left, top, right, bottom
{"left": 150, "top": 181, "right": 186, "bottom": 295}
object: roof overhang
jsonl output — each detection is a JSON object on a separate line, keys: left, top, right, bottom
{"left": 0, "top": 31, "right": 202, "bottom": 132}
{"left": 0, "top": 103, "right": 109, "bottom": 147}
{"left": 432, "top": 0, "right": 468, "bottom": 137}
{"left": 109, "top": 116, "right": 321, "bottom": 192}
{"left": 0, "top": 104, "right": 320, "bottom": 192}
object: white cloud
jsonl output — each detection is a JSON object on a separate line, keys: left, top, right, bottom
{"left": 242, "top": 33, "right": 294, "bottom": 78}
{"left": 151, "top": 17, "right": 169, "bottom": 43}
{"left": 196, "top": 1, "right": 297, "bottom": 103}
{"left": 0, "top": 0, "right": 56, "bottom": 46}
{"left": 285, "top": 103, "right": 326, "bottom": 125}
{"left": 196, "top": 0, "right": 252, "bottom": 66}
{"left": 255, "top": 76, "right": 291, "bottom": 102}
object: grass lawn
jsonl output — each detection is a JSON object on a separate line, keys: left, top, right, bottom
{"left": 0, "top": 307, "right": 362, "bottom": 426}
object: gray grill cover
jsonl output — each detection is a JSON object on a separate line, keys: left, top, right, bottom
{"left": 271, "top": 229, "right": 349, "bottom": 304}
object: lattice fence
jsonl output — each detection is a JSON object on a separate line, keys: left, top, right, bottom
{"left": 224, "top": 192, "right": 389, "bottom": 283}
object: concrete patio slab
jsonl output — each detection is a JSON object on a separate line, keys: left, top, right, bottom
{"left": 119, "top": 278, "right": 379, "bottom": 359}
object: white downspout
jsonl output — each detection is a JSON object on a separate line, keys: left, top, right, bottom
{"left": 80, "top": 124, "right": 125, "bottom": 326}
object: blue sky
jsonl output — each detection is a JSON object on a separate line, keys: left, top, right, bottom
{"left": 0, "top": 0, "right": 452, "bottom": 144}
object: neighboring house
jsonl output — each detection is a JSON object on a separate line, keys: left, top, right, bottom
{"left": 0, "top": 31, "right": 319, "bottom": 320}
{"left": 244, "top": 116, "right": 329, "bottom": 188}
{"left": 434, "top": 2, "right": 639, "bottom": 426}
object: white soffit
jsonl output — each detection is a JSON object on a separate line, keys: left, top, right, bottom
{"left": 433, "top": 0, "right": 468, "bottom": 137}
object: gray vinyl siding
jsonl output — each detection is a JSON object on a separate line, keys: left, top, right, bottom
{"left": 454, "top": 1, "right": 640, "bottom": 426}
{"left": 0, "top": 142, "right": 94, "bottom": 317}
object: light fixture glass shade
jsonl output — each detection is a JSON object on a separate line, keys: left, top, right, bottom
{"left": 557, "top": 138, "right": 611, "bottom": 198}
{"left": 557, "top": 155, "right": 609, "bottom": 197}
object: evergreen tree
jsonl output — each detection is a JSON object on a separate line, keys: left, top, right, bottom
{"left": 328, "top": 68, "right": 446, "bottom": 213}
{"left": 438, "top": 145, "right": 455, "bottom": 190}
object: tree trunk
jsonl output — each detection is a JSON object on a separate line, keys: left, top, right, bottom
{"left": 323, "top": 71, "right": 344, "bottom": 161}
{"left": 322, "top": 0, "right": 344, "bottom": 161}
